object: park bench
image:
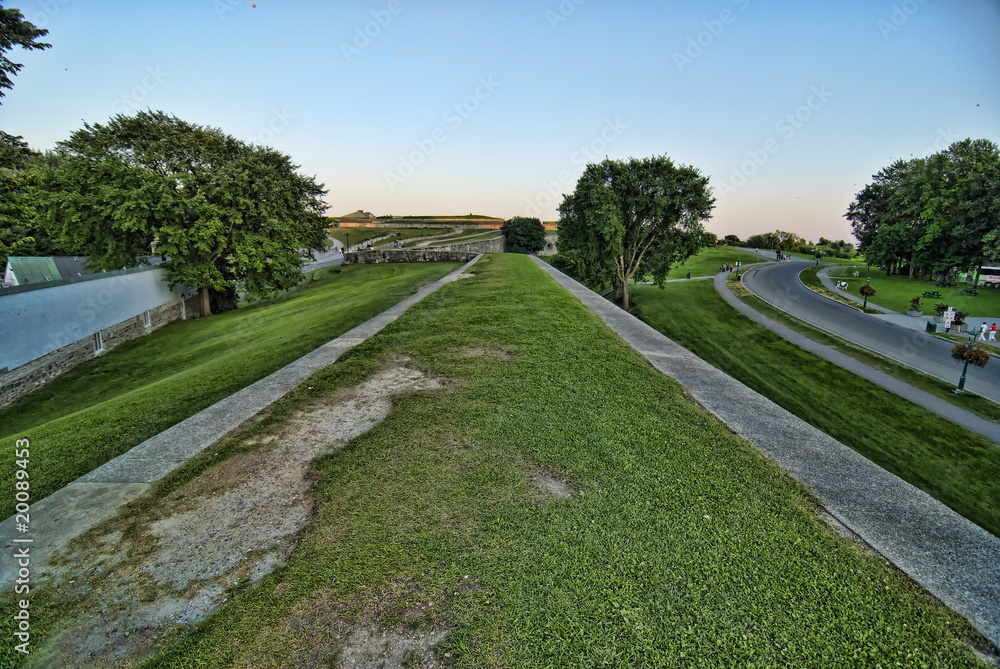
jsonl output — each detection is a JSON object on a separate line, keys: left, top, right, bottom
{"left": 922, "top": 290, "right": 941, "bottom": 298}
{"left": 959, "top": 289, "right": 978, "bottom": 297}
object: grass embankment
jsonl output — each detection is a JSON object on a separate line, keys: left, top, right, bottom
{"left": 663, "top": 246, "right": 750, "bottom": 279}
{"left": 328, "top": 227, "right": 451, "bottom": 248}
{"left": 104, "top": 254, "right": 988, "bottom": 666}
{"left": 38, "top": 253, "right": 977, "bottom": 666}
{"left": 0, "top": 262, "right": 461, "bottom": 514}
{"left": 730, "top": 276, "right": 1000, "bottom": 424}
{"left": 800, "top": 265, "right": 883, "bottom": 313}
{"left": 424, "top": 229, "right": 504, "bottom": 247}
{"left": 632, "top": 280, "right": 1000, "bottom": 538}
{"left": 826, "top": 266, "right": 1000, "bottom": 316}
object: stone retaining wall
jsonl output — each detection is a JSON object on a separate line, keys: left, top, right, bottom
{"left": 344, "top": 250, "right": 480, "bottom": 264}
{"left": 0, "top": 294, "right": 201, "bottom": 408}
{"left": 434, "top": 236, "right": 506, "bottom": 254}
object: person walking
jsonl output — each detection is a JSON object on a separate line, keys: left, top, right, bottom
{"left": 980, "top": 322, "right": 989, "bottom": 341}
{"left": 990, "top": 323, "right": 997, "bottom": 342}
{"left": 686, "top": 270, "right": 691, "bottom": 280}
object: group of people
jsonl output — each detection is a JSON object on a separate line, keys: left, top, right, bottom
{"left": 719, "top": 264, "right": 737, "bottom": 272}
{"left": 978, "top": 322, "right": 998, "bottom": 342}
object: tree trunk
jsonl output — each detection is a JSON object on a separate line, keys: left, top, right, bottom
{"left": 973, "top": 265, "right": 981, "bottom": 289}
{"left": 199, "top": 286, "right": 212, "bottom": 318}
{"left": 622, "top": 283, "right": 630, "bottom": 312}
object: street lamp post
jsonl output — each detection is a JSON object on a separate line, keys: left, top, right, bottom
{"left": 735, "top": 258, "right": 742, "bottom": 279}
{"left": 955, "top": 329, "right": 979, "bottom": 394}
{"left": 862, "top": 276, "right": 871, "bottom": 310}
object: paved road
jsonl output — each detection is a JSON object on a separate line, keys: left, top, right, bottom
{"left": 741, "top": 257, "right": 1000, "bottom": 404}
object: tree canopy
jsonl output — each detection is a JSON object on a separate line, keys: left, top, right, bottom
{"left": 556, "top": 155, "right": 714, "bottom": 310}
{"left": 501, "top": 216, "right": 545, "bottom": 254}
{"left": 36, "top": 110, "right": 329, "bottom": 315}
{"left": 0, "top": 5, "right": 50, "bottom": 102}
{"left": 846, "top": 138, "right": 1000, "bottom": 279}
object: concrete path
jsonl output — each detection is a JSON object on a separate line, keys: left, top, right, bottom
{"left": 0, "top": 256, "right": 482, "bottom": 588}
{"left": 532, "top": 256, "right": 1000, "bottom": 650}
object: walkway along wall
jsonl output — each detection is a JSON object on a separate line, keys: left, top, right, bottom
{"left": 0, "top": 266, "right": 201, "bottom": 408}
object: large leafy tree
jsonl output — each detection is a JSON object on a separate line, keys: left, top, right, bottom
{"left": 36, "top": 111, "right": 329, "bottom": 315}
{"left": 847, "top": 139, "right": 1000, "bottom": 280}
{"left": 0, "top": 4, "right": 50, "bottom": 102}
{"left": 557, "top": 155, "right": 714, "bottom": 310}
{"left": 501, "top": 216, "right": 545, "bottom": 254}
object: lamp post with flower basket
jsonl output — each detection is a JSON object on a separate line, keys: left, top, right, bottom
{"left": 951, "top": 330, "right": 991, "bottom": 394}
{"left": 858, "top": 276, "right": 875, "bottom": 310}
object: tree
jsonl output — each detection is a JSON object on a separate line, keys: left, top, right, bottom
{"left": 500, "top": 216, "right": 545, "bottom": 254}
{"left": 36, "top": 111, "right": 329, "bottom": 316}
{"left": 723, "top": 234, "right": 741, "bottom": 246}
{"left": 557, "top": 155, "right": 714, "bottom": 311}
{"left": 0, "top": 5, "right": 50, "bottom": 102}
{"left": 700, "top": 230, "right": 718, "bottom": 247}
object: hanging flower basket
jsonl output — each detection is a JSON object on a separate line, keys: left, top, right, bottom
{"left": 859, "top": 285, "right": 876, "bottom": 297}
{"left": 951, "top": 343, "right": 991, "bottom": 368}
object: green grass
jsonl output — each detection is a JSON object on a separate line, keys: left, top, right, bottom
{"left": 827, "top": 266, "right": 1000, "bottom": 316}
{"left": 784, "top": 250, "right": 865, "bottom": 265}
{"left": 89, "top": 254, "right": 986, "bottom": 666}
{"left": 3, "top": 254, "right": 962, "bottom": 666}
{"left": 800, "top": 265, "right": 883, "bottom": 313}
{"left": 730, "top": 277, "right": 1000, "bottom": 424}
{"left": 0, "top": 262, "right": 461, "bottom": 515}
{"left": 632, "top": 280, "right": 1000, "bottom": 539}
{"left": 425, "top": 229, "right": 503, "bottom": 247}
{"left": 664, "top": 246, "right": 751, "bottom": 279}
{"left": 327, "top": 227, "right": 451, "bottom": 248}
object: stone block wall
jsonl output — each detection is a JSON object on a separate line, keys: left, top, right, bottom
{"left": 344, "top": 249, "right": 480, "bottom": 264}
{"left": 0, "top": 295, "right": 201, "bottom": 408}
{"left": 434, "top": 236, "right": 506, "bottom": 254}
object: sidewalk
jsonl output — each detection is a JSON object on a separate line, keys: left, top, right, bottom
{"left": 532, "top": 256, "right": 1000, "bottom": 650}
{"left": 0, "top": 256, "right": 482, "bottom": 588}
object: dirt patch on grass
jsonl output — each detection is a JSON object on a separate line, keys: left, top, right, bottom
{"left": 34, "top": 364, "right": 444, "bottom": 668}
{"left": 232, "top": 579, "right": 450, "bottom": 668}
{"left": 454, "top": 345, "right": 514, "bottom": 361}
{"left": 527, "top": 468, "right": 574, "bottom": 502}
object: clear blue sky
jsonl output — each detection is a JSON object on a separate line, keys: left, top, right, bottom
{"left": 2, "top": 0, "right": 998, "bottom": 243}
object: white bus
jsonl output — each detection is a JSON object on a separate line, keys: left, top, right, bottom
{"left": 959, "top": 267, "right": 1000, "bottom": 288}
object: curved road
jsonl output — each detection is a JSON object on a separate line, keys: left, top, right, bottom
{"left": 741, "top": 257, "right": 1000, "bottom": 404}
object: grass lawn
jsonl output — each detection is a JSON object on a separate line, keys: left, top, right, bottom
{"left": 425, "top": 229, "right": 503, "bottom": 247}
{"left": 827, "top": 266, "right": 1000, "bottom": 316}
{"left": 785, "top": 250, "right": 865, "bottom": 265}
{"left": 328, "top": 227, "right": 452, "bottom": 248}
{"left": 800, "top": 265, "right": 883, "bottom": 313}
{"left": 9, "top": 253, "right": 978, "bottom": 667}
{"left": 662, "top": 246, "right": 749, "bottom": 279}
{"left": 0, "top": 262, "right": 461, "bottom": 515}
{"left": 632, "top": 280, "right": 1000, "bottom": 539}
{"left": 731, "top": 277, "right": 1000, "bottom": 425}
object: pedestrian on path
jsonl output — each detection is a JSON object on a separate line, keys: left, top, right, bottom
{"left": 980, "top": 322, "right": 989, "bottom": 341}
{"left": 990, "top": 323, "right": 997, "bottom": 342}
{"left": 686, "top": 270, "right": 691, "bottom": 280}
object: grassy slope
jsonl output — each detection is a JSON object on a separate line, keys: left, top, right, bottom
{"left": 662, "top": 246, "right": 745, "bottom": 279}
{"left": 827, "top": 265, "right": 1000, "bottom": 316}
{"left": 0, "top": 263, "right": 461, "bottom": 513}
{"left": 632, "top": 280, "right": 1000, "bottom": 538}
{"left": 735, "top": 284, "right": 1000, "bottom": 424}
{"left": 328, "top": 227, "right": 452, "bottom": 248}
{"left": 117, "top": 254, "right": 991, "bottom": 667}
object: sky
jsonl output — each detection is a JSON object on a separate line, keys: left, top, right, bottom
{"left": 2, "top": 0, "right": 999, "bottom": 244}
